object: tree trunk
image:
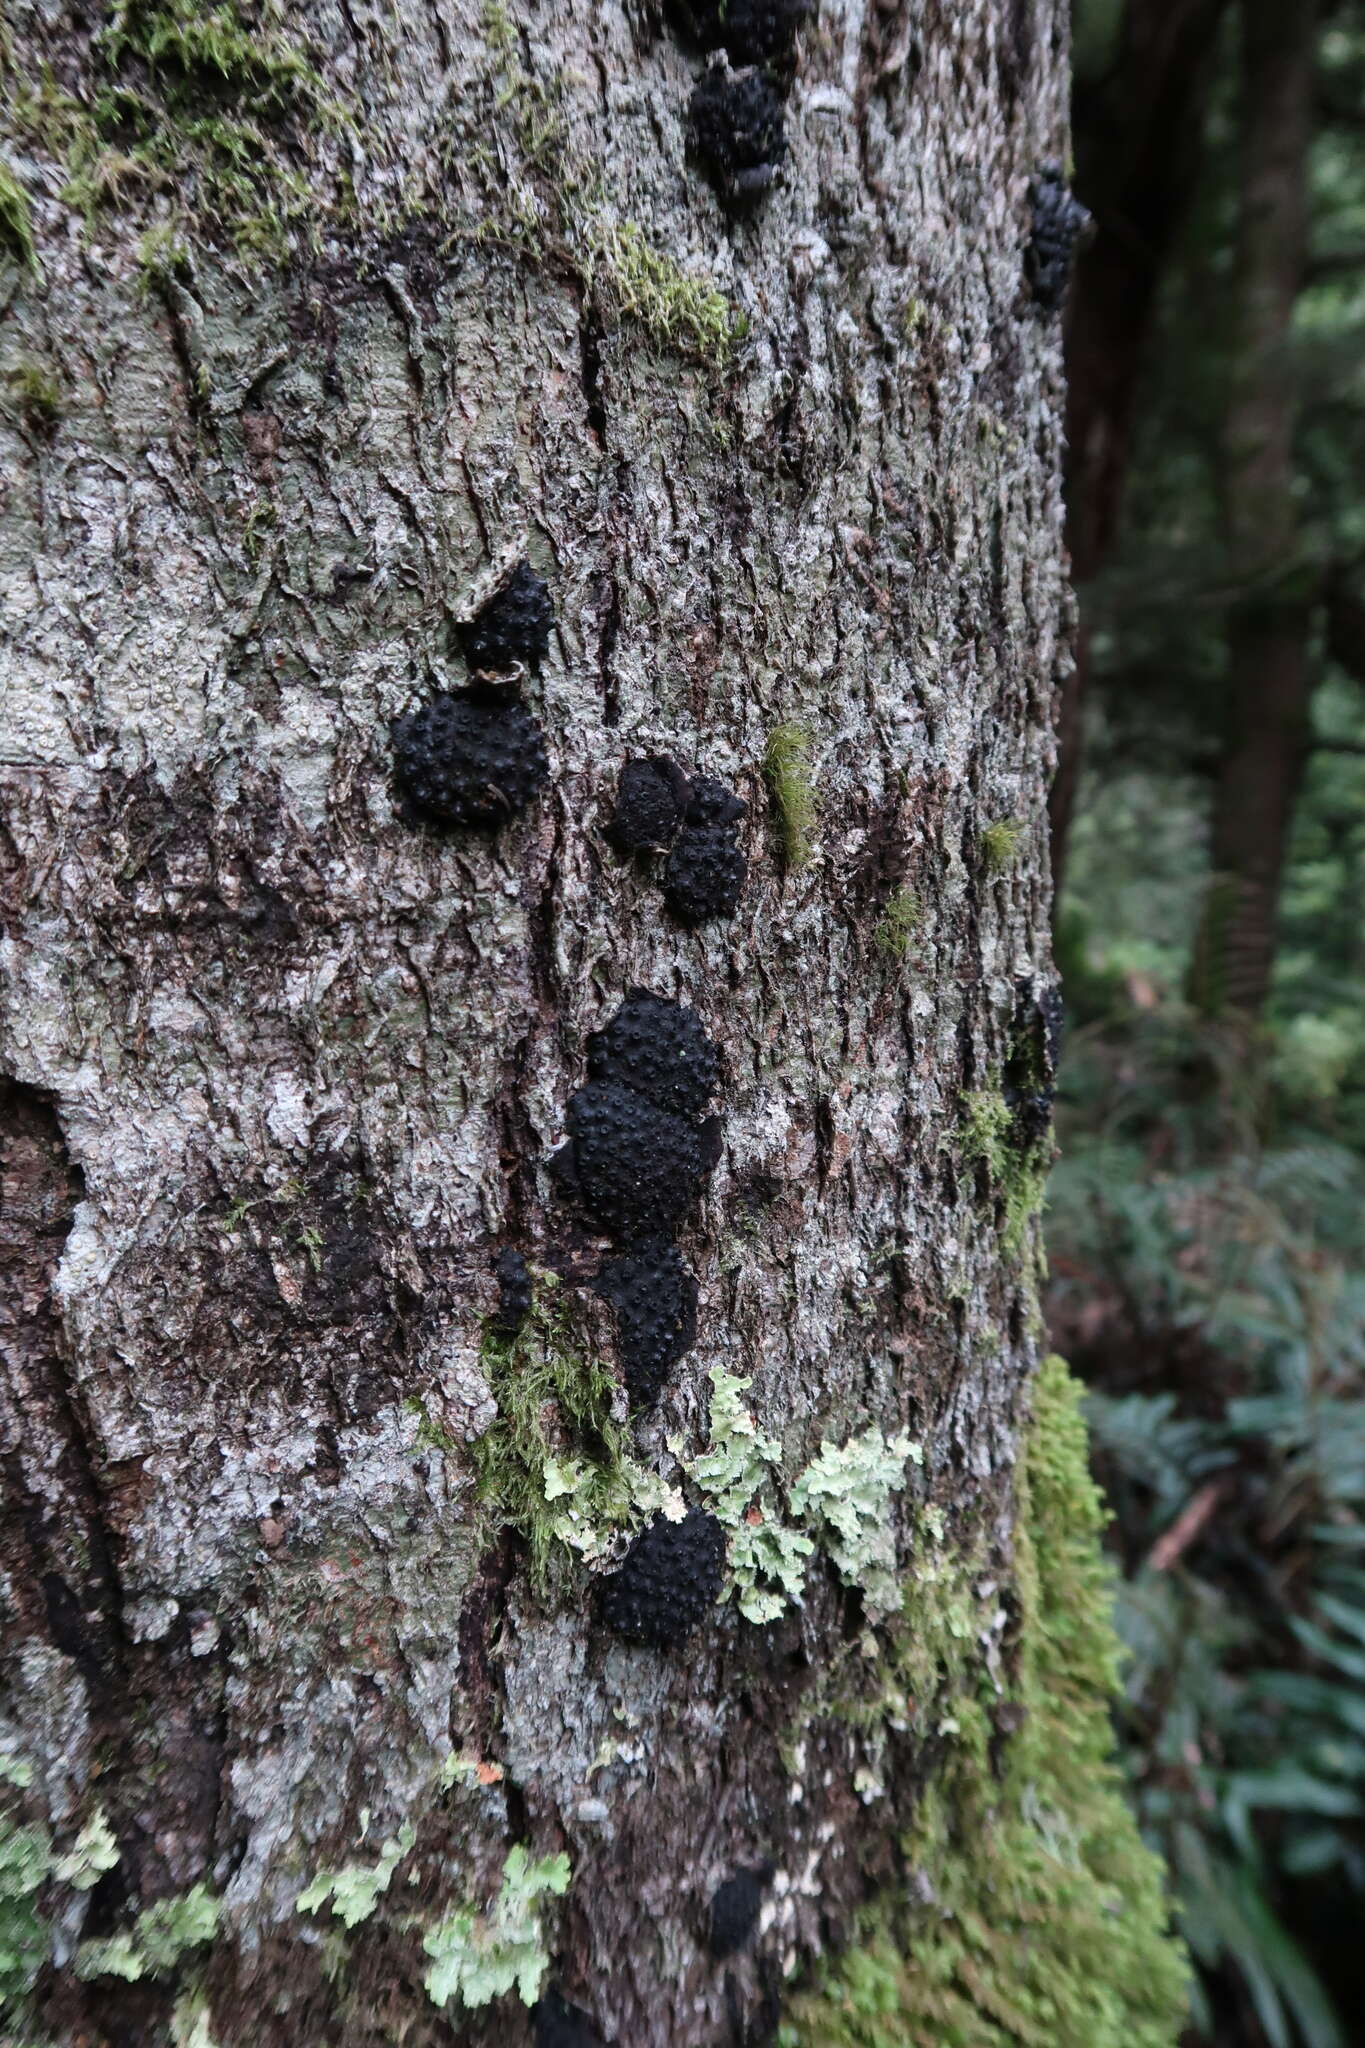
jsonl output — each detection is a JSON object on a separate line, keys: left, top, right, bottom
{"left": 0, "top": 5, "right": 1183, "bottom": 2046}
{"left": 1049, "top": 0, "right": 1228, "bottom": 899}
{"left": 1191, "top": 0, "right": 1316, "bottom": 1018}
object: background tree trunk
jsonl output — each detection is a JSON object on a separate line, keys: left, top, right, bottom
{"left": 0, "top": 5, "right": 1176, "bottom": 2045}
{"left": 1191, "top": 0, "right": 1317, "bottom": 1018}
{"left": 1049, "top": 0, "right": 1228, "bottom": 900}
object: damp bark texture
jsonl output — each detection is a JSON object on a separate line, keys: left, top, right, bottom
{"left": 1, "top": 3, "right": 1071, "bottom": 2043}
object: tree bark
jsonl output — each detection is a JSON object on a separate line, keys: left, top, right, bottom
{"left": 1, "top": 5, "right": 1105, "bottom": 2045}
{"left": 1192, "top": 0, "right": 1316, "bottom": 1018}
{"left": 1049, "top": 0, "right": 1228, "bottom": 899}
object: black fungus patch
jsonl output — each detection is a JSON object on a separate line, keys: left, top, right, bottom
{"left": 670, "top": 0, "right": 808, "bottom": 70}
{"left": 609, "top": 766, "right": 747, "bottom": 925}
{"left": 665, "top": 779, "right": 748, "bottom": 926}
{"left": 609, "top": 756, "right": 692, "bottom": 853}
{"left": 491, "top": 1247, "right": 532, "bottom": 1335}
{"left": 392, "top": 691, "right": 548, "bottom": 828}
{"left": 1025, "top": 167, "right": 1090, "bottom": 313}
{"left": 459, "top": 561, "right": 555, "bottom": 677}
{"left": 535, "top": 1989, "right": 607, "bottom": 2048}
{"left": 689, "top": 65, "right": 787, "bottom": 205}
{"left": 708, "top": 1865, "right": 772, "bottom": 1958}
{"left": 587, "top": 990, "right": 720, "bottom": 1120}
{"left": 1002, "top": 978, "right": 1065, "bottom": 1146}
{"left": 664, "top": 825, "right": 748, "bottom": 925}
{"left": 595, "top": 1240, "right": 699, "bottom": 1410}
{"left": 558, "top": 1082, "right": 712, "bottom": 1242}
{"left": 601, "top": 1506, "right": 726, "bottom": 1647}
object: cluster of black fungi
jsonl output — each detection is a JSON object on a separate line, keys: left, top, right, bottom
{"left": 382, "top": 37, "right": 1084, "bottom": 2020}
{"left": 670, "top": 0, "right": 808, "bottom": 207}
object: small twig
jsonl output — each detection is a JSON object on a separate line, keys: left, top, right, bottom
{"left": 1148, "top": 1477, "right": 1232, "bottom": 1573}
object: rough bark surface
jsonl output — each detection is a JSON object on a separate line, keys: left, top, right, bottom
{"left": 0, "top": 3, "right": 1069, "bottom": 2042}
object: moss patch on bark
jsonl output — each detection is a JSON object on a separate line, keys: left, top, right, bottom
{"left": 779, "top": 1356, "right": 1189, "bottom": 2048}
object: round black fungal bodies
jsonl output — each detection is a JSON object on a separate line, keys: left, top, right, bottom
{"left": 1002, "top": 977, "right": 1065, "bottom": 1146}
{"left": 600, "top": 1507, "right": 726, "bottom": 1647}
{"left": 535, "top": 1989, "right": 607, "bottom": 2048}
{"left": 458, "top": 561, "right": 555, "bottom": 678}
{"left": 609, "top": 756, "right": 692, "bottom": 854}
{"left": 610, "top": 763, "right": 748, "bottom": 925}
{"left": 664, "top": 779, "right": 749, "bottom": 926}
{"left": 669, "top": 0, "right": 809, "bottom": 71}
{"left": 689, "top": 64, "right": 787, "bottom": 206}
{"left": 491, "top": 1246, "right": 533, "bottom": 1335}
{"left": 594, "top": 1240, "right": 699, "bottom": 1411}
{"left": 1025, "top": 166, "right": 1091, "bottom": 314}
{"left": 392, "top": 691, "right": 549, "bottom": 828}
{"left": 587, "top": 990, "right": 721, "bottom": 1120}
{"left": 708, "top": 1865, "right": 773, "bottom": 1959}
{"left": 558, "top": 1082, "right": 716, "bottom": 1241}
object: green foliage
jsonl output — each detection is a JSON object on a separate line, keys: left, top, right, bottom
{"left": 422, "top": 1847, "right": 570, "bottom": 2011}
{"left": 764, "top": 724, "right": 817, "bottom": 870}
{"left": 1047, "top": 1014, "right": 1365, "bottom": 2048}
{"left": 781, "top": 1358, "right": 1189, "bottom": 2048}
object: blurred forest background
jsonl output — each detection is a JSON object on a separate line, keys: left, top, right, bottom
{"left": 1052, "top": 1, "right": 1365, "bottom": 2043}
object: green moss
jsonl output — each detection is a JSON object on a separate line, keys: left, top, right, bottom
{"left": 960, "top": 1087, "right": 1050, "bottom": 1257}
{"left": 587, "top": 219, "right": 739, "bottom": 365}
{"left": 0, "top": 160, "right": 35, "bottom": 268}
{"left": 2, "top": 360, "right": 62, "bottom": 429}
{"left": 874, "top": 887, "right": 921, "bottom": 961}
{"left": 780, "top": 1357, "right": 1189, "bottom": 2048}
{"left": 980, "top": 819, "right": 1024, "bottom": 876}
{"left": 764, "top": 724, "right": 818, "bottom": 870}
{"left": 470, "top": 1273, "right": 635, "bottom": 1588}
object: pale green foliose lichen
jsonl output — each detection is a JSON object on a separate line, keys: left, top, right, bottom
{"left": 297, "top": 1821, "right": 416, "bottom": 1928}
{"left": 789, "top": 1428, "right": 921, "bottom": 1615}
{"left": 422, "top": 1846, "right": 571, "bottom": 2011}
{"left": 683, "top": 1366, "right": 813, "bottom": 1622}
{"left": 74, "top": 1883, "right": 219, "bottom": 1982}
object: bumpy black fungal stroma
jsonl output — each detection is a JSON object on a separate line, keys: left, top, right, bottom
{"left": 595, "top": 1239, "right": 699, "bottom": 1411}
{"left": 601, "top": 1506, "right": 726, "bottom": 1647}
{"left": 708, "top": 1866, "right": 771, "bottom": 1958}
{"left": 558, "top": 1082, "right": 716, "bottom": 1242}
{"left": 587, "top": 990, "right": 720, "bottom": 1120}
{"left": 1025, "top": 167, "right": 1090, "bottom": 313}
{"left": 670, "top": 0, "right": 809, "bottom": 69}
{"left": 459, "top": 561, "right": 555, "bottom": 676}
{"left": 392, "top": 691, "right": 548, "bottom": 828}
{"left": 689, "top": 66, "right": 787, "bottom": 203}
{"left": 611, "top": 764, "right": 747, "bottom": 924}
{"left": 491, "top": 1246, "right": 532, "bottom": 1335}
{"left": 609, "top": 756, "right": 692, "bottom": 854}
{"left": 535, "top": 1989, "right": 607, "bottom": 2048}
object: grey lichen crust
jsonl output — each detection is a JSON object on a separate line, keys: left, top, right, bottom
{"left": 0, "top": 0, "right": 1073, "bottom": 2042}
